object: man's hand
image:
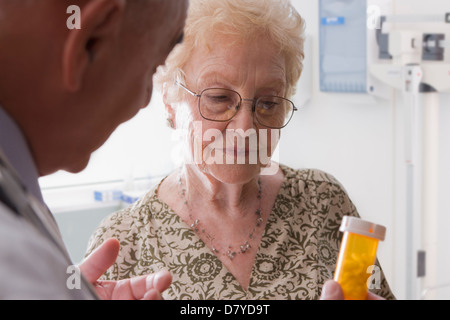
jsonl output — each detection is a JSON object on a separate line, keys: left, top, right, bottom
{"left": 320, "top": 280, "right": 385, "bottom": 300}
{"left": 79, "top": 238, "right": 172, "bottom": 300}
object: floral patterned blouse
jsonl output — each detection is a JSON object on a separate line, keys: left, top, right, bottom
{"left": 85, "top": 165, "right": 395, "bottom": 300}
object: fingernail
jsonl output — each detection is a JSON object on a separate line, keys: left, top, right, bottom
{"left": 320, "top": 280, "right": 342, "bottom": 300}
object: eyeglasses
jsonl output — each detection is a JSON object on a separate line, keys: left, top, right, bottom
{"left": 176, "top": 81, "right": 297, "bottom": 129}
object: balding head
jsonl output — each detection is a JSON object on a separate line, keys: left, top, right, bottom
{"left": 0, "top": 0, "right": 188, "bottom": 175}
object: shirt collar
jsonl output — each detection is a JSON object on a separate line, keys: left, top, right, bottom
{"left": 0, "top": 105, "right": 44, "bottom": 202}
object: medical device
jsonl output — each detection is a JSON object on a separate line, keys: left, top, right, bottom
{"left": 369, "top": 3, "right": 450, "bottom": 300}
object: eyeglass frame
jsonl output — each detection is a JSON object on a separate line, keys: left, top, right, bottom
{"left": 176, "top": 81, "right": 297, "bottom": 129}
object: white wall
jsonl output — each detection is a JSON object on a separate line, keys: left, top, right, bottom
{"left": 437, "top": 94, "right": 450, "bottom": 299}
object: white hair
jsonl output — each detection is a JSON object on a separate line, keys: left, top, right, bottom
{"left": 154, "top": 0, "right": 305, "bottom": 104}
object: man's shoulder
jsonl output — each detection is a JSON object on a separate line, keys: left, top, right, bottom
{"left": 0, "top": 203, "right": 96, "bottom": 299}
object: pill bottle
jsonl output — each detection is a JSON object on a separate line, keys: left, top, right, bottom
{"left": 333, "top": 216, "right": 386, "bottom": 300}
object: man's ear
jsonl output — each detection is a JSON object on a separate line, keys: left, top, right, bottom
{"left": 62, "top": 0, "right": 126, "bottom": 92}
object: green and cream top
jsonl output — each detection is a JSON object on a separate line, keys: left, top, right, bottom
{"left": 85, "top": 165, "right": 395, "bottom": 300}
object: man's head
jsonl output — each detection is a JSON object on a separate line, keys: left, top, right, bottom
{"left": 0, "top": 0, "right": 188, "bottom": 175}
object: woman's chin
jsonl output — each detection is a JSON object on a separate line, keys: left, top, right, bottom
{"left": 204, "top": 163, "right": 262, "bottom": 185}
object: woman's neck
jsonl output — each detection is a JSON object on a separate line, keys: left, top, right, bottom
{"left": 182, "top": 164, "right": 260, "bottom": 218}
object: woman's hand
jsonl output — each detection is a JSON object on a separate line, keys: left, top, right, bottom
{"left": 320, "top": 280, "right": 385, "bottom": 300}
{"left": 79, "top": 238, "right": 172, "bottom": 300}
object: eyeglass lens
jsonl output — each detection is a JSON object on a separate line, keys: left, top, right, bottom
{"left": 199, "top": 88, "right": 294, "bottom": 128}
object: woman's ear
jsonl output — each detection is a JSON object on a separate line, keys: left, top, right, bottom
{"left": 62, "top": 0, "right": 126, "bottom": 92}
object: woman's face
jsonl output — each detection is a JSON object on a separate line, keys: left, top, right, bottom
{"left": 180, "top": 34, "right": 286, "bottom": 184}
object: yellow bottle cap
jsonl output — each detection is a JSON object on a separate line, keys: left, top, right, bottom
{"left": 339, "top": 216, "right": 386, "bottom": 241}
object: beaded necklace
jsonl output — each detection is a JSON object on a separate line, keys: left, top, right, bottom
{"left": 178, "top": 173, "right": 263, "bottom": 260}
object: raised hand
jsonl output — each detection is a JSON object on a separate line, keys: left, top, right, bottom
{"left": 79, "top": 238, "right": 172, "bottom": 300}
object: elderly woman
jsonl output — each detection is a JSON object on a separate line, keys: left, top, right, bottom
{"left": 86, "top": 0, "right": 395, "bottom": 300}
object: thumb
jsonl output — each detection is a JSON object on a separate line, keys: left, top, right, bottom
{"left": 79, "top": 238, "right": 120, "bottom": 283}
{"left": 320, "top": 280, "right": 345, "bottom": 300}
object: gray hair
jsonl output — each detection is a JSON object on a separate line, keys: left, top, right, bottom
{"left": 154, "top": 0, "right": 305, "bottom": 105}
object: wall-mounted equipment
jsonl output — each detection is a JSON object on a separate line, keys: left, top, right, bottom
{"left": 319, "top": 0, "right": 368, "bottom": 93}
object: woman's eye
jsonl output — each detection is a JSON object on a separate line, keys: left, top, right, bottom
{"left": 262, "top": 101, "right": 277, "bottom": 109}
{"left": 210, "top": 95, "right": 230, "bottom": 102}
{"left": 259, "top": 101, "right": 278, "bottom": 111}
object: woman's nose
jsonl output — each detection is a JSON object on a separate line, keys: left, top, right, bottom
{"left": 229, "top": 99, "right": 256, "bottom": 131}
